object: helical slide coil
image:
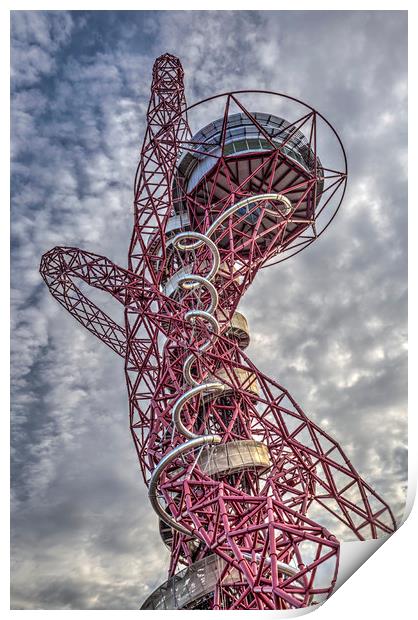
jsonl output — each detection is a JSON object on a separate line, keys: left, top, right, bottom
{"left": 148, "top": 194, "right": 293, "bottom": 537}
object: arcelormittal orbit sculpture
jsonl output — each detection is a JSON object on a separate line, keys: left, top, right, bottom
{"left": 40, "top": 54, "right": 396, "bottom": 610}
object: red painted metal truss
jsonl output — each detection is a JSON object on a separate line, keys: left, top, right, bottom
{"left": 40, "top": 54, "right": 396, "bottom": 610}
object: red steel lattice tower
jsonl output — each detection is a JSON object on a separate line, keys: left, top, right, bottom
{"left": 40, "top": 54, "right": 396, "bottom": 610}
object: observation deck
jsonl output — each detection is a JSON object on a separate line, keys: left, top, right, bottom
{"left": 177, "top": 112, "right": 320, "bottom": 193}
{"left": 173, "top": 112, "right": 324, "bottom": 258}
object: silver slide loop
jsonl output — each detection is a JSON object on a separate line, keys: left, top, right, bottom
{"left": 183, "top": 310, "right": 220, "bottom": 387}
{"left": 183, "top": 354, "right": 201, "bottom": 387}
{"left": 205, "top": 193, "right": 292, "bottom": 239}
{"left": 177, "top": 274, "right": 218, "bottom": 314}
{"left": 173, "top": 231, "right": 221, "bottom": 281}
{"left": 184, "top": 309, "right": 220, "bottom": 334}
{"left": 149, "top": 435, "right": 221, "bottom": 536}
{"left": 173, "top": 382, "right": 225, "bottom": 440}
{"left": 174, "top": 194, "right": 292, "bottom": 253}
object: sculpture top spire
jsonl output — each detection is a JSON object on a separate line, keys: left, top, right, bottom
{"left": 151, "top": 53, "right": 184, "bottom": 96}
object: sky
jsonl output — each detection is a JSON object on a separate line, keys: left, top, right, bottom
{"left": 10, "top": 10, "right": 407, "bottom": 610}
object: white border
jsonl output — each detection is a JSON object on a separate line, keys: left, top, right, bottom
{"left": 3, "top": 3, "right": 414, "bottom": 619}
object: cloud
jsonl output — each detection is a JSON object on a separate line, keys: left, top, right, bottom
{"left": 11, "top": 11, "right": 74, "bottom": 87}
{"left": 11, "top": 10, "right": 407, "bottom": 609}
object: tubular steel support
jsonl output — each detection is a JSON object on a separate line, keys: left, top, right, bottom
{"left": 40, "top": 53, "right": 396, "bottom": 610}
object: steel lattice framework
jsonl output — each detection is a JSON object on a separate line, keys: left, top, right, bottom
{"left": 40, "top": 54, "right": 396, "bottom": 610}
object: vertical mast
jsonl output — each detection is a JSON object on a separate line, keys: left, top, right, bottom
{"left": 129, "top": 53, "right": 190, "bottom": 284}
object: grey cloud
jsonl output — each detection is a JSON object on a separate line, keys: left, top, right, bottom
{"left": 11, "top": 12, "right": 74, "bottom": 87}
